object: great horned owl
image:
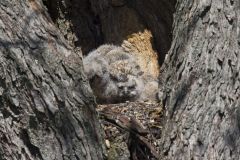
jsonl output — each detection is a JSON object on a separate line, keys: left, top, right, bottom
{"left": 83, "top": 44, "right": 158, "bottom": 104}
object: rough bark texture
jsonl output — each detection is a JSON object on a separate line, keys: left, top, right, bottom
{"left": 3, "top": 0, "right": 238, "bottom": 159}
{"left": 0, "top": 0, "right": 105, "bottom": 159}
{"left": 159, "top": 0, "right": 240, "bottom": 159}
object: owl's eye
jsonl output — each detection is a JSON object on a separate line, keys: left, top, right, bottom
{"left": 128, "top": 86, "right": 135, "bottom": 90}
{"left": 110, "top": 74, "right": 118, "bottom": 81}
{"left": 118, "top": 86, "right": 124, "bottom": 89}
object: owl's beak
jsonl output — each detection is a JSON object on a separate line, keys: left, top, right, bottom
{"left": 123, "top": 87, "right": 128, "bottom": 94}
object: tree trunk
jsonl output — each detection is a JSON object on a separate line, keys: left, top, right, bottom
{"left": 159, "top": 0, "right": 240, "bottom": 159}
{"left": 1, "top": 0, "right": 238, "bottom": 159}
{"left": 0, "top": 0, "right": 105, "bottom": 159}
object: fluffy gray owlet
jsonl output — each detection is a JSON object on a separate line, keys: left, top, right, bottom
{"left": 83, "top": 44, "right": 158, "bottom": 104}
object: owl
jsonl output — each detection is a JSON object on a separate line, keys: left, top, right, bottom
{"left": 83, "top": 44, "right": 158, "bottom": 104}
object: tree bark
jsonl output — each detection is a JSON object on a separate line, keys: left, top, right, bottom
{"left": 2, "top": 0, "right": 238, "bottom": 159}
{"left": 0, "top": 0, "right": 104, "bottom": 159}
{"left": 159, "top": 0, "right": 240, "bottom": 159}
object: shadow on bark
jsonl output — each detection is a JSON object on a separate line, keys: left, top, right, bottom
{"left": 43, "top": 0, "right": 176, "bottom": 66}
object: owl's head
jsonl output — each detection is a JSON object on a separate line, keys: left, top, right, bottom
{"left": 116, "top": 76, "right": 144, "bottom": 101}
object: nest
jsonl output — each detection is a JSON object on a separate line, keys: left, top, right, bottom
{"left": 97, "top": 101, "right": 164, "bottom": 160}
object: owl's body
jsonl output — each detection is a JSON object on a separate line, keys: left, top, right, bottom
{"left": 83, "top": 44, "right": 158, "bottom": 104}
